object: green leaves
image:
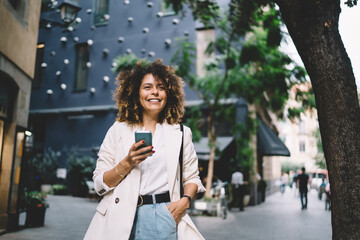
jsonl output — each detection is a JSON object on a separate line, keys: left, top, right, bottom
{"left": 167, "top": 0, "right": 311, "bottom": 179}
{"left": 345, "top": 0, "right": 358, "bottom": 7}
{"left": 164, "top": 0, "right": 220, "bottom": 26}
{"left": 25, "top": 191, "right": 47, "bottom": 208}
{"left": 28, "top": 148, "right": 61, "bottom": 184}
{"left": 112, "top": 53, "right": 150, "bottom": 73}
{"left": 287, "top": 85, "right": 316, "bottom": 121}
{"left": 171, "top": 37, "right": 196, "bottom": 84}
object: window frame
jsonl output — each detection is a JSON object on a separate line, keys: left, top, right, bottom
{"left": 73, "top": 43, "right": 90, "bottom": 92}
{"left": 93, "top": 0, "right": 110, "bottom": 26}
{"left": 299, "top": 140, "right": 306, "bottom": 153}
{"left": 159, "top": 0, "right": 175, "bottom": 16}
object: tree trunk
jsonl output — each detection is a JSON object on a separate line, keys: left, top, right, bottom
{"left": 205, "top": 137, "right": 216, "bottom": 198}
{"left": 205, "top": 115, "right": 216, "bottom": 198}
{"left": 276, "top": 0, "right": 360, "bottom": 239}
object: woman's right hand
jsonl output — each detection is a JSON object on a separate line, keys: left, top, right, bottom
{"left": 125, "top": 140, "right": 154, "bottom": 166}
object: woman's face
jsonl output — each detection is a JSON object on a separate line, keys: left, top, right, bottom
{"left": 139, "top": 74, "right": 167, "bottom": 117}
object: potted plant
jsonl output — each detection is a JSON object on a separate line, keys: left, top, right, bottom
{"left": 25, "top": 191, "right": 48, "bottom": 227}
{"left": 257, "top": 179, "right": 268, "bottom": 203}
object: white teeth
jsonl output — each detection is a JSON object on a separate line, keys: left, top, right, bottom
{"left": 148, "top": 99, "right": 160, "bottom": 102}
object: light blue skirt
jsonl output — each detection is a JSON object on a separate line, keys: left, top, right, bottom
{"left": 130, "top": 202, "right": 177, "bottom": 240}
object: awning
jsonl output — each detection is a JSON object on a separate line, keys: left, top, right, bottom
{"left": 257, "top": 119, "right": 290, "bottom": 157}
{"left": 194, "top": 137, "right": 233, "bottom": 161}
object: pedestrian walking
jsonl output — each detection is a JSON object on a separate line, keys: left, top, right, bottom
{"left": 280, "top": 172, "right": 288, "bottom": 195}
{"left": 325, "top": 182, "right": 331, "bottom": 210}
{"left": 228, "top": 167, "right": 245, "bottom": 211}
{"left": 297, "top": 167, "right": 311, "bottom": 210}
{"left": 84, "top": 59, "right": 205, "bottom": 240}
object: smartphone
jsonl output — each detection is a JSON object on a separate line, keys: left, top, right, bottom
{"left": 135, "top": 131, "right": 152, "bottom": 155}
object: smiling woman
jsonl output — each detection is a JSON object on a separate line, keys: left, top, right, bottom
{"left": 84, "top": 59, "right": 205, "bottom": 240}
{"left": 114, "top": 59, "right": 185, "bottom": 125}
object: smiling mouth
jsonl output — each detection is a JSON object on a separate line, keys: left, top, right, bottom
{"left": 148, "top": 99, "right": 161, "bottom": 102}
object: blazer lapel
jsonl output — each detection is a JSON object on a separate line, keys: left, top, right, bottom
{"left": 164, "top": 124, "right": 182, "bottom": 197}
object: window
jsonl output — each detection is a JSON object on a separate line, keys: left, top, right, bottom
{"left": 159, "top": 0, "right": 175, "bottom": 16}
{"left": 33, "top": 43, "right": 45, "bottom": 89}
{"left": 299, "top": 120, "right": 306, "bottom": 134}
{"left": 0, "top": 74, "right": 17, "bottom": 121}
{"left": 6, "top": 0, "right": 29, "bottom": 26}
{"left": 8, "top": 0, "right": 20, "bottom": 9}
{"left": 94, "top": 0, "right": 109, "bottom": 26}
{"left": 74, "top": 43, "right": 89, "bottom": 92}
{"left": 299, "top": 141, "right": 306, "bottom": 152}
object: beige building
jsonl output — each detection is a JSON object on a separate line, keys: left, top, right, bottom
{"left": 0, "top": 0, "right": 41, "bottom": 232}
{"left": 279, "top": 84, "right": 319, "bottom": 172}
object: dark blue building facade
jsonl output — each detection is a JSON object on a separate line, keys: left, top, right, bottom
{"left": 30, "top": 0, "right": 201, "bottom": 160}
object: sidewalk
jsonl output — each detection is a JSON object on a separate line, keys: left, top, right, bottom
{"left": 0, "top": 188, "right": 331, "bottom": 240}
{"left": 194, "top": 188, "right": 332, "bottom": 240}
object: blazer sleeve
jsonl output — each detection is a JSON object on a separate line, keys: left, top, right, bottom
{"left": 93, "top": 123, "right": 118, "bottom": 196}
{"left": 182, "top": 126, "right": 205, "bottom": 193}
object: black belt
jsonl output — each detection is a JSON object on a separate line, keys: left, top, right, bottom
{"left": 137, "top": 191, "right": 170, "bottom": 207}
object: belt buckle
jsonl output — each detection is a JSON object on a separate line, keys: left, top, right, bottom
{"left": 137, "top": 195, "right": 143, "bottom": 207}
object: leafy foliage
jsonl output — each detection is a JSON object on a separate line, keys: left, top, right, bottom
{"left": 112, "top": 53, "right": 150, "bottom": 73}
{"left": 28, "top": 148, "right": 61, "bottom": 184}
{"left": 345, "top": 0, "right": 358, "bottom": 7}
{"left": 67, "top": 150, "right": 96, "bottom": 197}
{"left": 165, "top": 0, "right": 221, "bottom": 26}
{"left": 169, "top": 3, "right": 306, "bottom": 196}
{"left": 287, "top": 85, "right": 317, "bottom": 120}
{"left": 281, "top": 161, "right": 303, "bottom": 173}
{"left": 25, "top": 191, "right": 47, "bottom": 208}
{"left": 51, "top": 184, "right": 68, "bottom": 195}
{"left": 230, "top": 116, "right": 257, "bottom": 171}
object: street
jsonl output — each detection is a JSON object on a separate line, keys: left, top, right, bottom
{"left": 0, "top": 188, "right": 331, "bottom": 240}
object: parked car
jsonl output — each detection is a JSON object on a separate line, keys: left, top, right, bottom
{"left": 310, "top": 169, "right": 328, "bottom": 191}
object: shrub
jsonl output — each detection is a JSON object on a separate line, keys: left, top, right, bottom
{"left": 51, "top": 184, "right": 68, "bottom": 195}
{"left": 28, "top": 148, "right": 61, "bottom": 184}
{"left": 67, "top": 150, "right": 96, "bottom": 197}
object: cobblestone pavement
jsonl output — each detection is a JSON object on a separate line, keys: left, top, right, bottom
{"left": 0, "top": 188, "right": 331, "bottom": 240}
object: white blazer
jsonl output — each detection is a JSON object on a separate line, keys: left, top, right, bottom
{"left": 84, "top": 122, "right": 205, "bottom": 240}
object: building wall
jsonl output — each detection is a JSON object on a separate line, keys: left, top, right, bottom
{"left": 30, "top": 0, "right": 201, "bottom": 156}
{"left": 31, "top": 0, "right": 199, "bottom": 111}
{"left": 0, "top": 0, "right": 41, "bottom": 78}
{"left": 196, "top": 29, "right": 215, "bottom": 77}
{"left": 279, "top": 84, "right": 319, "bottom": 171}
{"left": 0, "top": 0, "right": 41, "bottom": 231}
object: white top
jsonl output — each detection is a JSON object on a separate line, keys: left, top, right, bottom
{"left": 139, "top": 123, "right": 169, "bottom": 195}
{"left": 231, "top": 171, "right": 244, "bottom": 186}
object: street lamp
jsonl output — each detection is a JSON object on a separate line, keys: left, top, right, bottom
{"left": 58, "top": 0, "right": 81, "bottom": 26}
{"left": 40, "top": 0, "right": 81, "bottom": 28}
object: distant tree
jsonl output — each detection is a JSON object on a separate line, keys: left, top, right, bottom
{"left": 170, "top": 5, "right": 305, "bottom": 197}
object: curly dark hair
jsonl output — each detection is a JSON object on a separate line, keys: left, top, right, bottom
{"left": 114, "top": 58, "right": 185, "bottom": 125}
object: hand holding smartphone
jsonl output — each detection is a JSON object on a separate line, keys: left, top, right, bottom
{"left": 135, "top": 131, "right": 152, "bottom": 155}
